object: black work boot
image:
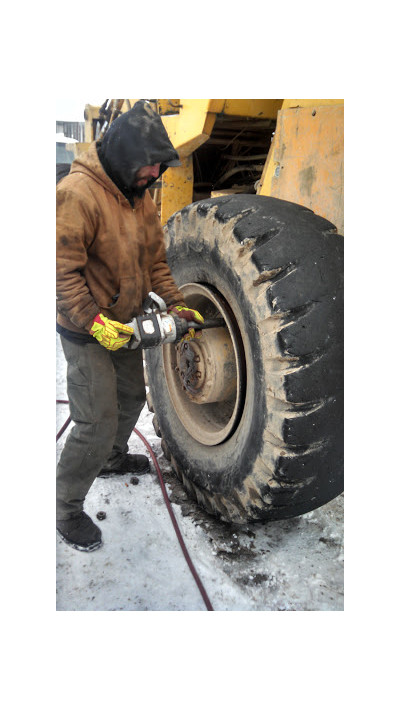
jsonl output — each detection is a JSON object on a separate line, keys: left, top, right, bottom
{"left": 57, "top": 511, "right": 103, "bottom": 552}
{"left": 98, "top": 453, "right": 150, "bottom": 478}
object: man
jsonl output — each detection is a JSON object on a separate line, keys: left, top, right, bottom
{"left": 56, "top": 100, "right": 203, "bottom": 552}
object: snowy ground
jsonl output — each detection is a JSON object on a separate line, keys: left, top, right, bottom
{"left": 56, "top": 334, "right": 344, "bottom": 611}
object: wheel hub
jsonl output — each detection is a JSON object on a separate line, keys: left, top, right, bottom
{"left": 177, "top": 328, "right": 236, "bottom": 403}
{"left": 163, "top": 283, "right": 245, "bottom": 445}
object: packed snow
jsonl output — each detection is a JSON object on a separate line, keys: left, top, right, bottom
{"left": 56, "top": 334, "right": 344, "bottom": 611}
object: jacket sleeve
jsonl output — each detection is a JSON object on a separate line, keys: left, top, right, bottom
{"left": 144, "top": 193, "right": 185, "bottom": 307}
{"left": 56, "top": 185, "right": 100, "bottom": 330}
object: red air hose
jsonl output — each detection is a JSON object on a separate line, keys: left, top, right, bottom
{"left": 133, "top": 426, "right": 214, "bottom": 611}
{"left": 56, "top": 400, "right": 214, "bottom": 611}
{"left": 56, "top": 400, "right": 71, "bottom": 441}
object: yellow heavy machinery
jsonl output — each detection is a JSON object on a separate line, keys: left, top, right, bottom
{"left": 66, "top": 99, "right": 344, "bottom": 523}
{"left": 82, "top": 98, "right": 343, "bottom": 232}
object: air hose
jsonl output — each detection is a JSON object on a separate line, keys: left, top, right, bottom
{"left": 56, "top": 400, "right": 214, "bottom": 611}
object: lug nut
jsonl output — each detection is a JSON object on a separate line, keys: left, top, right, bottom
{"left": 194, "top": 355, "right": 201, "bottom": 362}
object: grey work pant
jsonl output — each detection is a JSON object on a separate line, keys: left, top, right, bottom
{"left": 56, "top": 336, "right": 146, "bottom": 520}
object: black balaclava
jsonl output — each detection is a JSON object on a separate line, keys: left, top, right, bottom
{"left": 97, "top": 100, "right": 180, "bottom": 205}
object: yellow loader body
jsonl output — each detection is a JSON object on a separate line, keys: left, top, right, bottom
{"left": 81, "top": 98, "right": 343, "bottom": 232}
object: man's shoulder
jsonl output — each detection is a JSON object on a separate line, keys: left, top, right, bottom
{"left": 57, "top": 169, "right": 91, "bottom": 191}
{"left": 57, "top": 170, "right": 106, "bottom": 205}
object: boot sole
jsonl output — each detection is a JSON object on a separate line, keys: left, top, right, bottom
{"left": 57, "top": 529, "right": 103, "bottom": 552}
{"left": 97, "top": 464, "right": 150, "bottom": 478}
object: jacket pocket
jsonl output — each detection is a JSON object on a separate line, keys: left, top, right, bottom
{"left": 101, "top": 276, "right": 140, "bottom": 323}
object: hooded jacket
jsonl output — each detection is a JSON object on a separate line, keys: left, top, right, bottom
{"left": 97, "top": 100, "right": 181, "bottom": 204}
{"left": 56, "top": 101, "right": 184, "bottom": 337}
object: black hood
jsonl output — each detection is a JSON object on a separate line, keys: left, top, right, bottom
{"left": 97, "top": 100, "right": 180, "bottom": 204}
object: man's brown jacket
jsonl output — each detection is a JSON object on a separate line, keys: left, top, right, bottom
{"left": 56, "top": 142, "right": 184, "bottom": 335}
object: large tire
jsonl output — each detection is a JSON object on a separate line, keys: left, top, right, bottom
{"left": 146, "top": 195, "right": 343, "bottom": 523}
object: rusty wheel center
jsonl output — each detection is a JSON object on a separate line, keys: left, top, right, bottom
{"left": 177, "top": 341, "right": 201, "bottom": 395}
{"left": 163, "top": 284, "right": 245, "bottom": 445}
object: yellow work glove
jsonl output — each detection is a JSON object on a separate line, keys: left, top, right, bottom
{"left": 167, "top": 304, "right": 204, "bottom": 343}
{"left": 167, "top": 304, "right": 204, "bottom": 325}
{"left": 89, "top": 313, "right": 134, "bottom": 351}
{"left": 179, "top": 327, "right": 203, "bottom": 343}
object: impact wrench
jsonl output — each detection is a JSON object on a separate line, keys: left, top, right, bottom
{"left": 123, "top": 291, "right": 224, "bottom": 349}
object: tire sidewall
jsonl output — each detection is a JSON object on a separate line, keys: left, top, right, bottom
{"left": 147, "top": 196, "right": 343, "bottom": 521}
{"left": 147, "top": 234, "right": 267, "bottom": 497}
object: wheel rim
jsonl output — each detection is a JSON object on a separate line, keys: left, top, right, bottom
{"left": 162, "top": 283, "right": 246, "bottom": 445}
